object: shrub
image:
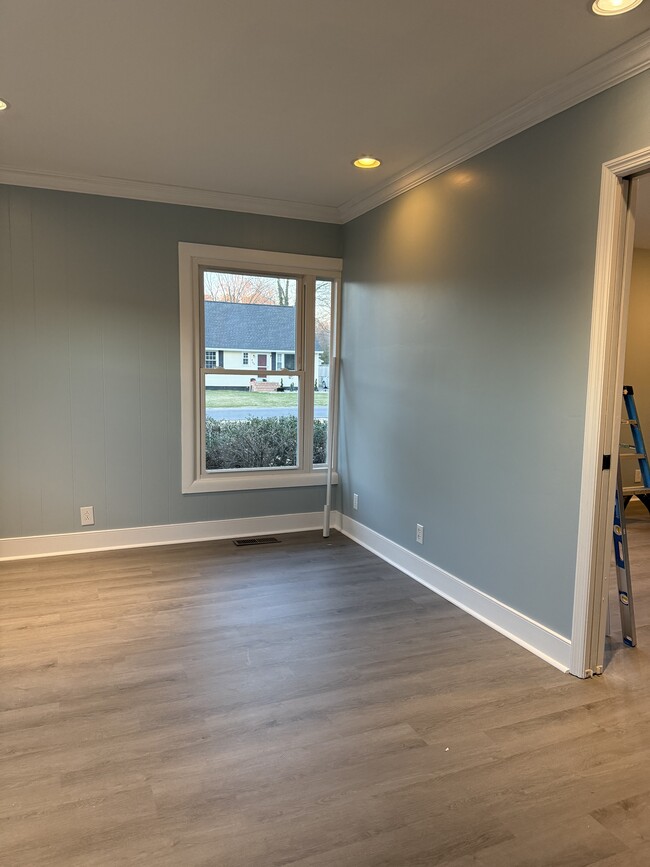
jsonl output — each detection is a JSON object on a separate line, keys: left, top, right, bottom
{"left": 205, "top": 416, "right": 328, "bottom": 469}
{"left": 313, "top": 419, "right": 327, "bottom": 464}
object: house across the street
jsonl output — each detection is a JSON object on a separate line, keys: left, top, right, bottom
{"left": 203, "top": 300, "right": 329, "bottom": 389}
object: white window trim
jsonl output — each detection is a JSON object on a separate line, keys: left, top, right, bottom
{"left": 179, "top": 242, "right": 342, "bottom": 493}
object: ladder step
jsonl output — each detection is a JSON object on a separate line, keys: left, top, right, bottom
{"left": 620, "top": 452, "right": 646, "bottom": 459}
{"left": 621, "top": 419, "right": 639, "bottom": 426}
{"left": 622, "top": 486, "right": 650, "bottom": 495}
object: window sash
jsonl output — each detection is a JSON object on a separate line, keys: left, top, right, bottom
{"left": 202, "top": 370, "right": 303, "bottom": 474}
{"left": 199, "top": 269, "right": 306, "bottom": 478}
{"left": 313, "top": 278, "right": 335, "bottom": 468}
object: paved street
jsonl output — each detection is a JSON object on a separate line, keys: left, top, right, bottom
{"left": 206, "top": 406, "right": 328, "bottom": 421}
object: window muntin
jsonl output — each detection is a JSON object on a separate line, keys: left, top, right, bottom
{"left": 179, "top": 243, "right": 341, "bottom": 493}
{"left": 205, "top": 349, "right": 217, "bottom": 369}
{"left": 202, "top": 269, "right": 298, "bottom": 372}
{"left": 242, "top": 352, "right": 249, "bottom": 365}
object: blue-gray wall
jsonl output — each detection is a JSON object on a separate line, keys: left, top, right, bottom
{"left": 0, "top": 187, "right": 342, "bottom": 538}
{"left": 340, "top": 71, "right": 650, "bottom": 639}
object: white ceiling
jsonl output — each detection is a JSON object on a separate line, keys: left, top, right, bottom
{"left": 1, "top": 1, "right": 649, "bottom": 223}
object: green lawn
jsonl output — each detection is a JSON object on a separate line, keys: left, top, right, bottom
{"left": 205, "top": 389, "right": 329, "bottom": 408}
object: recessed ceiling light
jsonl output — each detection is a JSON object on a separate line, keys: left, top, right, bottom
{"left": 0, "top": 98, "right": 9, "bottom": 111}
{"left": 592, "top": 0, "right": 644, "bottom": 15}
{"left": 353, "top": 156, "right": 381, "bottom": 169}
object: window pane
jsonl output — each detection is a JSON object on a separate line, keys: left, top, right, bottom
{"left": 314, "top": 280, "right": 332, "bottom": 465}
{"left": 205, "top": 373, "right": 300, "bottom": 471}
{"left": 203, "top": 270, "right": 297, "bottom": 371}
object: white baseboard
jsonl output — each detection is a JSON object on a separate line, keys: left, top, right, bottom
{"left": 339, "top": 514, "right": 571, "bottom": 673}
{"left": 0, "top": 510, "right": 341, "bottom": 561}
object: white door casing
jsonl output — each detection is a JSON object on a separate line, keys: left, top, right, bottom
{"left": 572, "top": 148, "right": 650, "bottom": 678}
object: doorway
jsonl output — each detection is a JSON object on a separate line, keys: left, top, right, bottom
{"left": 605, "top": 176, "right": 650, "bottom": 668}
{"left": 572, "top": 148, "right": 650, "bottom": 678}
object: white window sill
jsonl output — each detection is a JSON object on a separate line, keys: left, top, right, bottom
{"left": 183, "top": 470, "right": 338, "bottom": 494}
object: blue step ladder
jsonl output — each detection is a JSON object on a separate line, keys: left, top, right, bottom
{"left": 611, "top": 385, "right": 650, "bottom": 648}
{"left": 612, "top": 466, "right": 636, "bottom": 647}
{"left": 621, "top": 385, "right": 650, "bottom": 512}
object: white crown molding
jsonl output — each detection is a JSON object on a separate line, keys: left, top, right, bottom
{"left": 338, "top": 30, "right": 650, "bottom": 223}
{"left": 0, "top": 166, "right": 341, "bottom": 225}
{"left": 340, "top": 514, "right": 571, "bottom": 673}
{"left": 0, "top": 511, "right": 341, "bottom": 561}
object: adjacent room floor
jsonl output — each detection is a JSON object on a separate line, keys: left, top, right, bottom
{"left": 3, "top": 528, "right": 650, "bottom": 866}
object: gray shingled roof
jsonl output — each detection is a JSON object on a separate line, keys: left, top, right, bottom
{"left": 204, "top": 301, "right": 295, "bottom": 351}
{"left": 204, "top": 301, "right": 327, "bottom": 351}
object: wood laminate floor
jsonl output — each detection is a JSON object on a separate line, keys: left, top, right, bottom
{"left": 3, "top": 526, "right": 650, "bottom": 866}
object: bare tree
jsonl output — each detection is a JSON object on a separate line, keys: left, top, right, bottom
{"left": 276, "top": 278, "right": 290, "bottom": 306}
{"left": 204, "top": 271, "right": 273, "bottom": 304}
{"left": 204, "top": 271, "right": 297, "bottom": 307}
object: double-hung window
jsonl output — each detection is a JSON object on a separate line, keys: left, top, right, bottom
{"left": 179, "top": 243, "right": 341, "bottom": 492}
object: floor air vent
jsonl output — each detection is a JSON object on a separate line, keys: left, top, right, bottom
{"left": 233, "top": 537, "right": 281, "bottom": 547}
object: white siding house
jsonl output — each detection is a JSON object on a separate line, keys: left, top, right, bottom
{"left": 204, "top": 301, "right": 328, "bottom": 389}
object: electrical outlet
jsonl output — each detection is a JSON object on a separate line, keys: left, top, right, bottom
{"left": 416, "top": 523, "right": 424, "bottom": 544}
{"left": 353, "top": 493, "right": 359, "bottom": 510}
{"left": 636, "top": 469, "right": 642, "bottom": 483}
{"left": 80, "top": 506, "right": 95, "bottom": 526}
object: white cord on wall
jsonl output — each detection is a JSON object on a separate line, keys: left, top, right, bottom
{"left": 323, "top": 354, "right": 339, "bottom": 538}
